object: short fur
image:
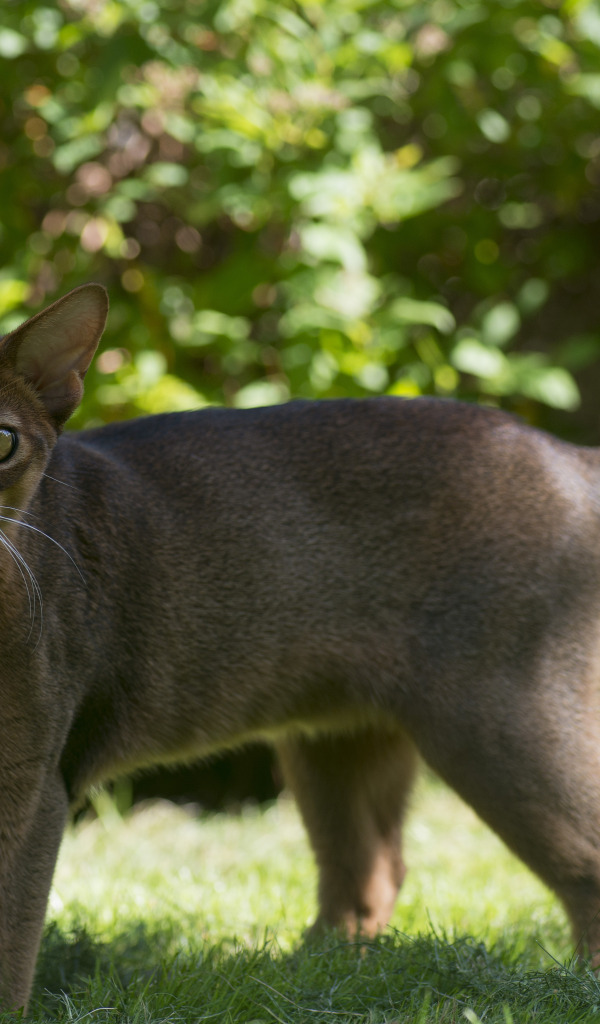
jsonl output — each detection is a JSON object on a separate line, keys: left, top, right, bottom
{"left": 1, "top": 285, "right": 600, "bottom": 1008}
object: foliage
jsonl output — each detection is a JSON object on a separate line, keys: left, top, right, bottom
{"left": 2, "top": 1, "right": 600, "bottom": 434}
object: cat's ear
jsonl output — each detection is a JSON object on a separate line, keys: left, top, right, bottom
{"left": 2, "top": 284, "right": 108, "bottom": 428}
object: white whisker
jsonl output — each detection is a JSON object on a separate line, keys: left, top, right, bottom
{"left": 0, "top": 515, "right": 86, "bottom": 586}
{"left": 0, "top": 530, "right": 34, "bottom": 620}
{"left": 0, "top": 527, "right": 43, "bottom": 644}
{"left": 41, "top": 472, "right": 81, "bottom": 493}
{"left": 0, "top": 504, "right": 37, "bottom": 519}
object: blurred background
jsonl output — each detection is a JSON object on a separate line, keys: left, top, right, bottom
{"left": 3, "top": 0, "right": 600, "bottom": 808}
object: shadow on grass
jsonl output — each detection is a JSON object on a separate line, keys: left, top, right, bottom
{"left": 29, "top": 921, "right": 600, "bottom": 1024}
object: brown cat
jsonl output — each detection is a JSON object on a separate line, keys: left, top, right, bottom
{"left": 1, "top": 284, "right": 600, "bottom": 1010}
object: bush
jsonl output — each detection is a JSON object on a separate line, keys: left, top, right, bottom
{"left": 3, "top": 1, "right": 600, "bottom": 438}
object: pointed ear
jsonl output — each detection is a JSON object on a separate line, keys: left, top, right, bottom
{"left": 2, "top": 284, "right": 109, "bottom": 429}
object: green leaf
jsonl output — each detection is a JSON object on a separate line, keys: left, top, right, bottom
{"left": 194, "top": 310, "right": 249, "bottom": 341}
{"left": 0, "top": 280, "right": 29, "bottom": 318}
{"left": 481, "top": 303, "right": 521, "bottom": 347}
{"left": 0, "top": 29, "right": 28, "bottom": 58}
{"left": 517, "top": 279, "right": 549, "bottom": 314}
{"left": 477, "top": 109, "right": 511, "bottom": 143}
{"left": 233, "top": 380, "right": 290, "bottom": 408}
{"left": 388, "top": 298, "right": 456, "bottom": 334}
{"left": 451, "top": 338, "right": 507, "bottom": 379}
{"left": 279, "top": 304, "right": 346, "bottom": 339}
{"left": 299, "top": 223, "right": 367, "bottom": 273}
{"left": 53, "top": 136, "right": 104, "bottom": 174}
{"left": 145, "top": 163, "right": 189, "bottom": 187}
{"left": 521, "top": 367, "right": 580, "bottom": 411}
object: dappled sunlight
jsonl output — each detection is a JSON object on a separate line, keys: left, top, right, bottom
{"left": 2, "top": 2, "right": 600, "bottom": 436}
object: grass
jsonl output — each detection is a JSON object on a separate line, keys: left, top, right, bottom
{"left": 19, "top": 771, "right": 600, "bottom": 1023}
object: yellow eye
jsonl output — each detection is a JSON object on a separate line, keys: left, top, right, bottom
{"left": 0, "top": 429, "right": 17, "bottom": 463}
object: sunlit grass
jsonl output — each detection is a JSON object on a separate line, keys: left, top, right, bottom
{"left": 51, "top": 791, "right": 313, "bottom": 948}
{"left": 28, "top": 769, "right": 598, "bottom": 1023}
{"left": 50, "top": 771, "right": 567, "bottom": 963}
{"left": 396, "top": 773, "right": 567, "bottom": 965}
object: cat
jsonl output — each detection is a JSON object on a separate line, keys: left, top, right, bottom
{"left": 1, "top": 283, "right": 600, "bottom": 1009}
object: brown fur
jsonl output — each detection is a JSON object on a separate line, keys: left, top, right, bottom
{"left": 1, "top": 285, "right": 600, "bottom": 1008}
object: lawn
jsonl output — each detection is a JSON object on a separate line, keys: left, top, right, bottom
{"left": 24, "top": 770, "right": 600, "bottom": 1023}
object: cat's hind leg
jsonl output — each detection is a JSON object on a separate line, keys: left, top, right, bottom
{"left": 413, "top": 675, "right": 600, "bottom": 964}
{"left": 277, "top": 726, "right": 417, "bottom": 936}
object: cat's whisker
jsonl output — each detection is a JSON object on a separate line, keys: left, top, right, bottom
{"left": 0, "top": 509, "right": 75, "bottom": 642}
{"left": 12, "top": 541, "right": 43, "bottom": 633}
{"left": 0, "top": 529, "right": 34, "bottom": 622}
{"left": 0, "top": 515, "right": 86, "bottom": 586}
{"left": 41, "top": 472, "right": 81, "bottom": 493}
{"left": 0, "top": 504, "right": 37, "bottom": 519}
{"left": 0, "top": 528, "right": 43, "bottom": 643}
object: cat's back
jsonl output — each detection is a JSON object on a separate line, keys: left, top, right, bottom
{"left": 51, "top": 396, "right": 597, "bottom": 536}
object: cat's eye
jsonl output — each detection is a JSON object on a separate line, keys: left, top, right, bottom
{"left": 0, "top": 428, "right": 18, "bottom": 463}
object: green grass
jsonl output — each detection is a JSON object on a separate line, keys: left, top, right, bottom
{"left": 22, "top": 772, "right": 600, "bottom": 1023}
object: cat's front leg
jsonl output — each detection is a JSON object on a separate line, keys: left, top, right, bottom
{"left": 0, "top": 765, "right": 68, "bottom": 1011}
